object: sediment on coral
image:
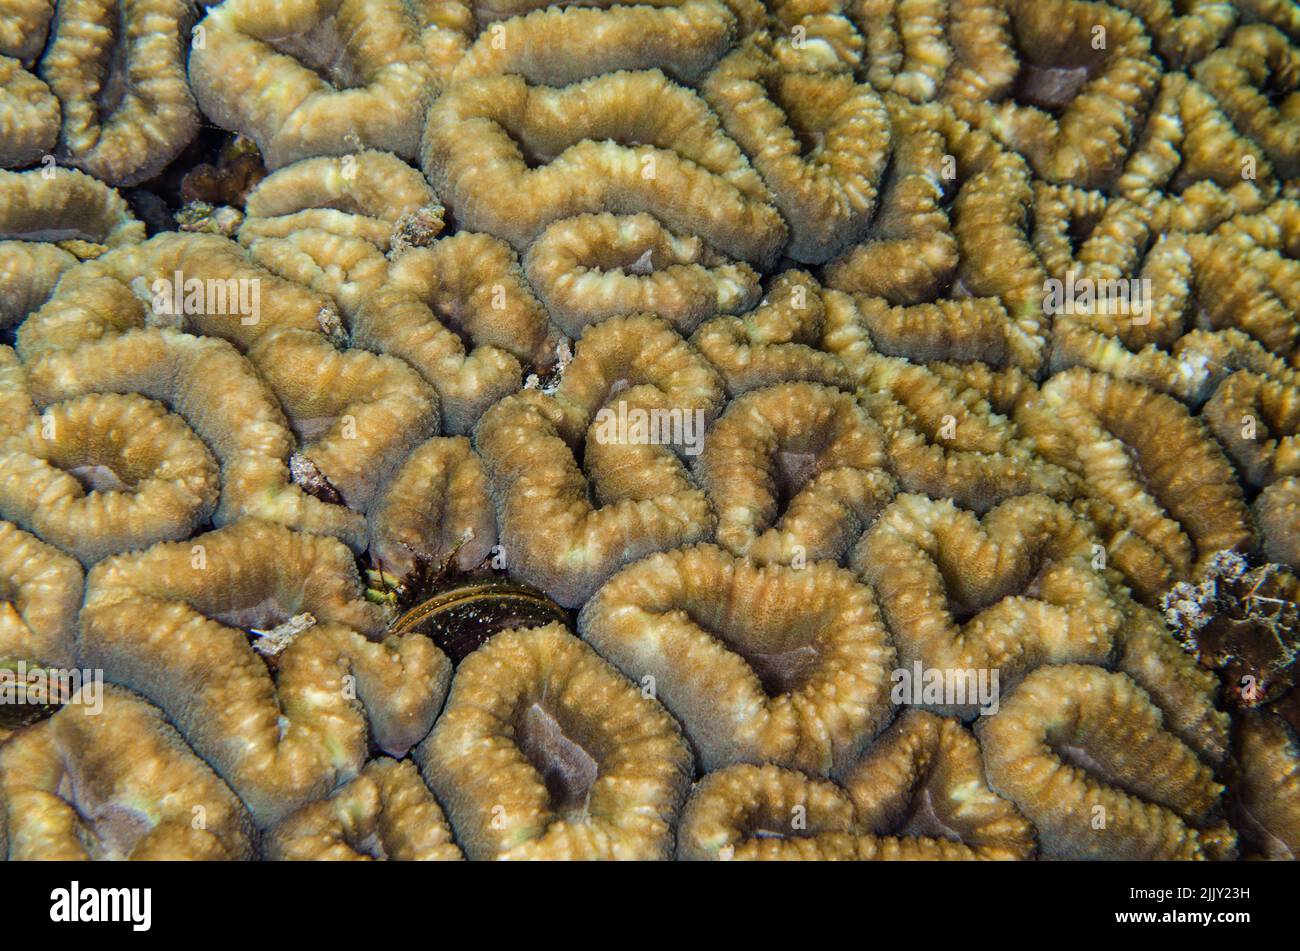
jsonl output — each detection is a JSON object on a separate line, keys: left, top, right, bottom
{"left": 264, "top": 757, "right": 463, "bottom": 861}
{"left": 0, "top": 685, "right": 257, "bottom": 860}
{"left": 416, "top": 623, "right": 693, "bottom": 860}
{"left": 976, "top": 665, "right": 1237, "bottom": 860}
{"left": 580, "top": 544, "right": 895, "bottom": 776}
{"left": 475, "top": 315, "right": 723, "bottom": 608}
{"left": 79, "top": 519, "right": 451, "bottom": 826}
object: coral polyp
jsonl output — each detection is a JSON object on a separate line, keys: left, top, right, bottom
{"left": 1, "top": 0, "right": 1299, "bottom": 866}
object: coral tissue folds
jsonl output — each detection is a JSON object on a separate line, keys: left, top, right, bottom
{"left": 1, "top": 0, "right": 1299, "bottom": 862}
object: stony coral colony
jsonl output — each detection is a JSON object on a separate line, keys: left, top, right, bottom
{"left": 0, "top": 0, "right": 1297, "bottom": 864}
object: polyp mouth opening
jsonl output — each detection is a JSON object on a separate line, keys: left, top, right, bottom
{"left": 1012, "top": 62, "right": 1094, "bottom": 117}
{"left": 516, "top": 702, "right": 599, "bottom": 816}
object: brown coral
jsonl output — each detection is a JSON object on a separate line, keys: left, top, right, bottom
{"left": 79, "top": 519, "right": 451, "bottom": 826}
{"left": 238, "top": 150, "right": 445, "bottom": 315}
{"left": 853, "top": 493, "right": 1121, "bottom": 716}
{"left": 353, "top": 231, "right": 558, "bottom": 434}
{"left": 422, "top": 69, "right": 787, "bottom": 268}
{"left": 840, "top": 709, "right": 1036, "bottom": 859}
{"left": 580, "top": 544, "right": 895, "bottom": 775}
{"left": 0, "top": 0, "right": 58, "bottom": 168}
{"left": 475, "top": 315, "right": 723, "bottom": 607}
{"left": 0, "top": 167, "right": 144, "bottom": 328}
{"left": 264, "top": 757, "right": 463, "bottom": 861}
{"left": 0, "top": 518, "right": 81, "bottom": 671}
{"left": 1195, "top": 24, "right": 1300, "bottom": 179}
{"left": 522, "top": 212, "right": 761, "bottom": 337}
{"left": 677, "top": 713, "right": 1037, "bottom": 860}
{"left": 701, "top": 36, "right": 890, "bottom": 262}
{"left": 691, "top": 271, "right": 858, "bottom": 395}
{"left": 0, "top": 391, "right": 220, "bottom": 566}
{"left": 944, "top": 0, "right": 1162, "bottom": 190}
{"left": 1230, "top": 711, "right": 1300, "bottom": 859}
{"left": 447, "top": 0, "right": 742, "bottom": 85}
{"left": 1015, "top": 368, "right": 1254, "bottom": 601}
{"left": 367, "top": 435, "right": 497, "bottom": 580}
{"left": 695, "top": 381, "right": 895, "bottom": 565}
{"left": 189, "top": 0, "right": 441, "bottom": 168}
{"left": 0, "top": 685, "right": 256, "bottom": 860}
{"left": 38, "top": 0, "right": 198, "bottom": 185}
{"left": 977, "top": 664, "right": 1236, "bottom": 859}
{"left": 1258, "top": 477, "right": 1300, "bottom": 572}
{"left": 416, "top": 623, "right": 693, "bottom": 860}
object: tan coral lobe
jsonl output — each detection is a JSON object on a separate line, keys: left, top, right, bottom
{"left": 853, "top": 493, "right": 1121, "bottom": 716}
{"left": 1231, "top": 712, "right": 1300, "bottom": 859}
{"left": 189, "top": 0, "right": 439, "bottom": 167}
{"left": 238, "top": 150, "right": 445, "bottom": 315}
{"left": 422, "top": 69, "right": 787, "bottom": 268}
{"left": 696, "top": 381, "right": 895, "bottom": 565}
{"left": 448, "top": 0, "right": 743, "bottom": 85}
{"left": 702, "top": 36, "right": 890, "bottom": 262}
{"left": 978, "top": 666, "right": 1238, "bottom": 860}
{"left": 476, "top": 315, "right": 723, "bottom": 607}
{"left": 2, "top": 0, "right": 1298, "bottom": 867}
{"left": 417, "top": 623, "right": 693, "bottom": 860}
{"left": 580, "top": 544, "right": 895, "bottom": 776}
{"left": 0, "top": 518, "right": 81, "bottom": 670}
{"left": 354, "top": 231, "right": 557, "bottom": 435}
{"left": 265, "top": 757, "right": 463, "bottom": 861}
{"left": 0, "top": 391, "right": 220, "bottom": 566}
{"left": 37, "top": 0, "right": 199, "bottom": 184}
{"left": 79, "top": 519, "right": 451, "bottom": 826}
{"left": 523, "top": 212, "right": 761, "bottom": 337}
{"left": 677, "top": 713, "right": 1037, "bottom": 861}
{"left": 0, "top": 685, "right": 256, "bottom": 860}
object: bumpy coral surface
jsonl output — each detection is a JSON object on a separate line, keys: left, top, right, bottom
{"left": 2, "top": 0, "right": 1299, "bottom": 864}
